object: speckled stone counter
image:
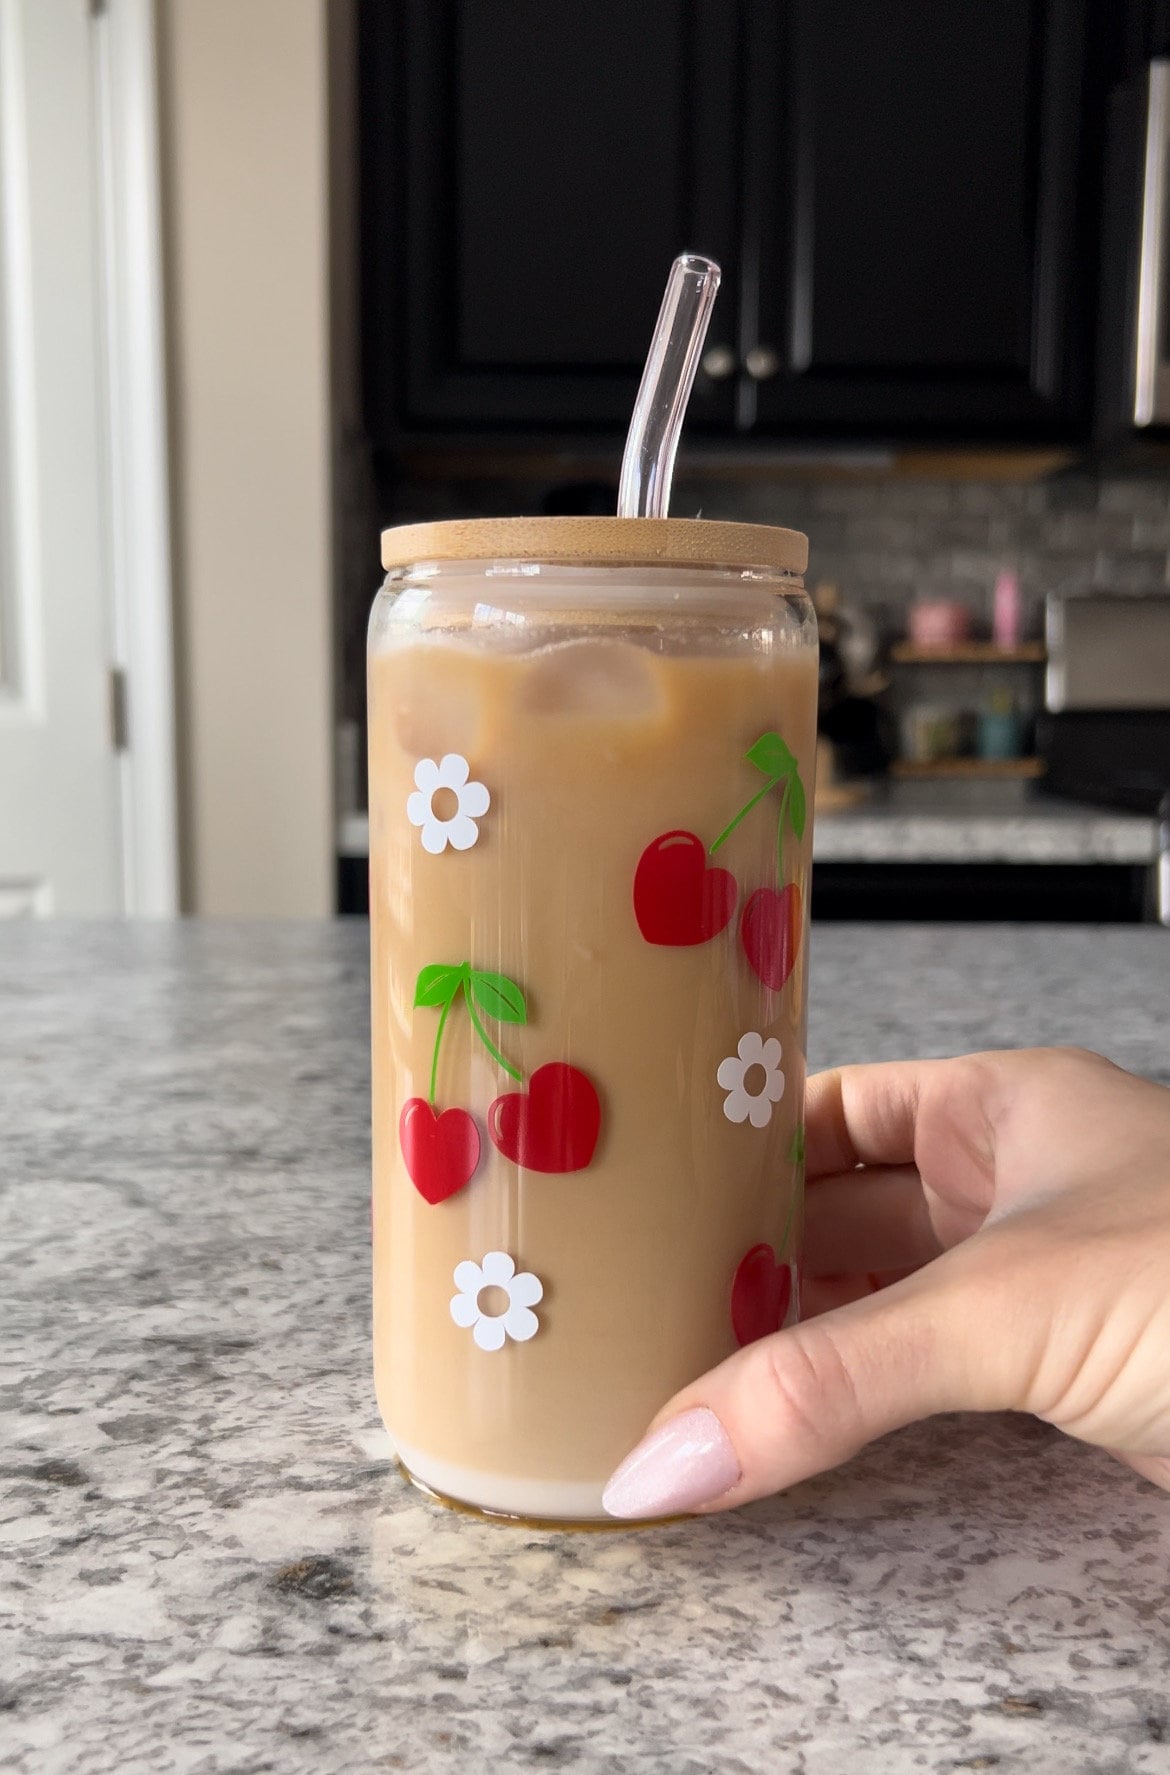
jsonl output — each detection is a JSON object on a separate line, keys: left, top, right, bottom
{"left": 813, "top": 787, "right": 1160, "bottom": 865}
{"left": 3, "top": 922, "right": 1170, "bottom": 1775}
{"left": 343, "top": 793, "right": 1162, "bottom": 867}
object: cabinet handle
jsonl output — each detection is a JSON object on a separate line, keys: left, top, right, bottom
{"left": 744, "top": 345, "right": 780, "bottom": 382}
{"left": 700, "top": 344, "right": 737, "bottom": 381}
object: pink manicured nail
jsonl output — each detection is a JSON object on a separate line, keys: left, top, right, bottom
{"left": 602, "top": 1407, "right": 741, "bottom": 1519}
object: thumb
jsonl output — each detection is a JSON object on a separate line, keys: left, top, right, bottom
{"left": 602, "top": 1246, "right": 1027, "bottom": 1519}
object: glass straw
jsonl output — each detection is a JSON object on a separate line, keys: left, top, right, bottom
{"left": 617, "top": 253, "right": 721, "bottom": 519}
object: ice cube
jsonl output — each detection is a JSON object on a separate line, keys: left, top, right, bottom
{"left": 389, "top": 650, "right": 482, "bottom": 758}
{"left": 519, "top": 640, "right": 664, "bottom": 720}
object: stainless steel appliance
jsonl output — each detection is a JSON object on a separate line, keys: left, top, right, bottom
{"left": 1045, "top": 594, "right": 1170, "bottom": 711}
{"left": 1102, "top": 59, "right": 1170, "bottom": 431}
{"left": 1133, "top": 62, "right": 1170, "bottom": 425}
{"left": 1039, "top": 594, "right": 1170, "bottom": 924}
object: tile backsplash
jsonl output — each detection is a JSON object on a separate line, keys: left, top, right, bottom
{"left": 344, "top": 470, "right": 1170, "bottom": 728}
{"left": 332, "top": 467, "right": 1170, "bottom": 833}
{"left": 372, "top": 469, "right": 1170, "bottom": 635}
{"left": 674, "top": 471, "right": 1170, "bottom": 640}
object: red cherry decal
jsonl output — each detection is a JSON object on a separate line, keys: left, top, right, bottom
{"left": 399, "top": 1098, "right": 481, "bottom": 1204}
{"left": 740, "top": 882, "right": 802, "bottom": 990}
{"left": 633, "top": 830, "right": 738, "bottom": 946}
{"left": 731, "top": 1243, "right": 793, "bottom": 1347}
{"left": 488, "top": 1062, "right": 601, "bottom": 1174}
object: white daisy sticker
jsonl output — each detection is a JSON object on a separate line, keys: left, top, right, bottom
{"left": 717, "top": 1032, "right": 785, "bottom": 1128}
{"left": 449, "top": 1250, "right": 543, "bottom": 1352}
{"left": 407, "top": 753, "right": 490, "bottom": 855}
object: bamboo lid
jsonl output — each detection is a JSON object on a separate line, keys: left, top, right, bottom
{"left": 380, "top": 516, "right": 807, "bottom": 575}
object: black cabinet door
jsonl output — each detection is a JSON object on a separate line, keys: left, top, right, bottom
{"left": 361, "top": 0, "right": 740, "bottom": 439}
{"left": 743, "top": 0, "right": 1095, "bottom": 439}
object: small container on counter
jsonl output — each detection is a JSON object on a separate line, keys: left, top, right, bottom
{"left": 992, "top": 570, "right": 1022, "bottom": 650}
{"left": 976, "top": 688, "right": 1026, "bottom": 760}
{"left": 899, "top": 703, "right": 974, "bottom": 763}
{"left": 907, "top": 599, "right": 971, "bottom": 650}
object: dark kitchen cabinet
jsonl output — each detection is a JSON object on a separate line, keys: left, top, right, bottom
{"left": 1122, "top": 0, "right": 1170, "bottom": 65}
{"left": 744, "top": 0, "right": 1097, "bottom": 437}
{"left": 360, "top": 0, "right": 741, "bottom": 435}
{"left": 360, "top": 1, "right": 1113, "bottom": 444}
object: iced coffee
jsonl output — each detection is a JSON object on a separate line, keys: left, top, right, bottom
{"left": 369, "top": 517, "right": 816, "bottom": 1521}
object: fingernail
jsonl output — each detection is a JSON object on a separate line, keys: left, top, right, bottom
{"left": 602, "top": 1406, "right": 741, "bottom": 1519}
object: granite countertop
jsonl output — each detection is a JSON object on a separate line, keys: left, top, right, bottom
{"left": 813, "top": 786, "right": 1161, "bottom": 865}
{"left": 3, "top": 922, "right": 1170, "bottom": 1775}
{"left": 341, "top": 793, "right": 1162, "bottom": 866}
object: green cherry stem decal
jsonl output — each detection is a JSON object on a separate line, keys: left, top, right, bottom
{"left": 632, "top": 730, "right": 806, "bottom": 990}
{"left": 415, "top": 963, "right": 527, "bottom": 1104}
{"left": 708, "top": 732, "right": 807, "bottom": 879}
{"left": 776, "top": 1123, "right": 805, "bottom": 1261}
{"left": 716, "top": 734, "right": 807, "bottom": 994}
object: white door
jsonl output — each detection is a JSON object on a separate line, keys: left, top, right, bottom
{"left": 0, "top": 0, "right": 123, "bottom": 914}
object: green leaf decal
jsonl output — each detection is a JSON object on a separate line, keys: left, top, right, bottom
{"left": 414, "top": 963, "right": 465, "bottom": 1008}
{"left": 788, "top": 1125, "right": 806, "bottom": 1167}
{"left": 746, "top": 732, "right": 797, "bottom": 780}
{"left": 786, "top": 768, "right": 807, "bottom": 841}
{"left": 470, "top": 970, "right": 528, "bottom": 1025}
{"left": 418, "top": 960, "right": 525, "bottom": 1100}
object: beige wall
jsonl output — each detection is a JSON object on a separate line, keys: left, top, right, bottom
{"left": 158, "top": 0, "right": 334, "bottom": 915}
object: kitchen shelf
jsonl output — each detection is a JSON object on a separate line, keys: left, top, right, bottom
{"left": 891, "top": 758, "right": 1046, "bottom": 780}
{"left": 890, "top": 642, "right": 1047, "bottom": 664}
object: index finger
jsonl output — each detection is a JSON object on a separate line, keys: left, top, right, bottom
{"left": 804, "top": 1061, "right": 928, "bottom": 1179}
{"left": 805, "top": 1054, "right": 1001, "bottom": 1214}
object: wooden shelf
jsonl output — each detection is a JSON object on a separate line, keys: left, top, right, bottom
{"left": 890, "top": 642, "right": 1047, "bottom": 664}
{"left": 891, "top": 757, "right": 1046, "bottom": 780}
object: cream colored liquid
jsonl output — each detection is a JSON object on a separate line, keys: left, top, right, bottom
{"left": 370, "top": 610, "right": 817, "bottom": 1519}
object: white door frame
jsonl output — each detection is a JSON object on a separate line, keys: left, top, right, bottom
{"left": 92, "top": 0, "right": 178, "bottom": 914}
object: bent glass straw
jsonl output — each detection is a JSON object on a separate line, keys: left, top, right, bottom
{"left": 617, "top": 253, "right": 721, "bottom": 519}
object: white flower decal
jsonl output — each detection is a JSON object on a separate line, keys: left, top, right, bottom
{"left": 449, "top": 1250, "right": 543, "bottom": 1352}
{"left": 407, "top": 753, "right": 490, "bottom": 855}
{"left": 717, "top": 1032, "right": 786, "bottom": 1128}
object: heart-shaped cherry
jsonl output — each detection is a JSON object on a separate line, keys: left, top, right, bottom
{"left": 488, "top": 1062, "right": 601, "bottom": 1173}
{"left": 399, "top": 1098, "right": 481, "bottom": 1204}
{"left": 740, "top": 882, "right": 802, "bottom": 990}
{"left": 633, "top": 830, "right": 738, "bottom": 947}
{"left": 730, "top": 1243, "right": 793, "bottom": 1346}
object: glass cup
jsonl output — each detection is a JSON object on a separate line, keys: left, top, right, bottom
{"left": 368, "top": 517, "right": 817, "bottom": 1522}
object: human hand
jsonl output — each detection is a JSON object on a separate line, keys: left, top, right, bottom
{"left": 602, "top": 1048, "right": 1170, "bottom": 1518}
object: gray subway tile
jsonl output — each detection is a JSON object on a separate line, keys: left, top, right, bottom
{"left": 1098, "top": 478, "right": 1170, "bottom": 517}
